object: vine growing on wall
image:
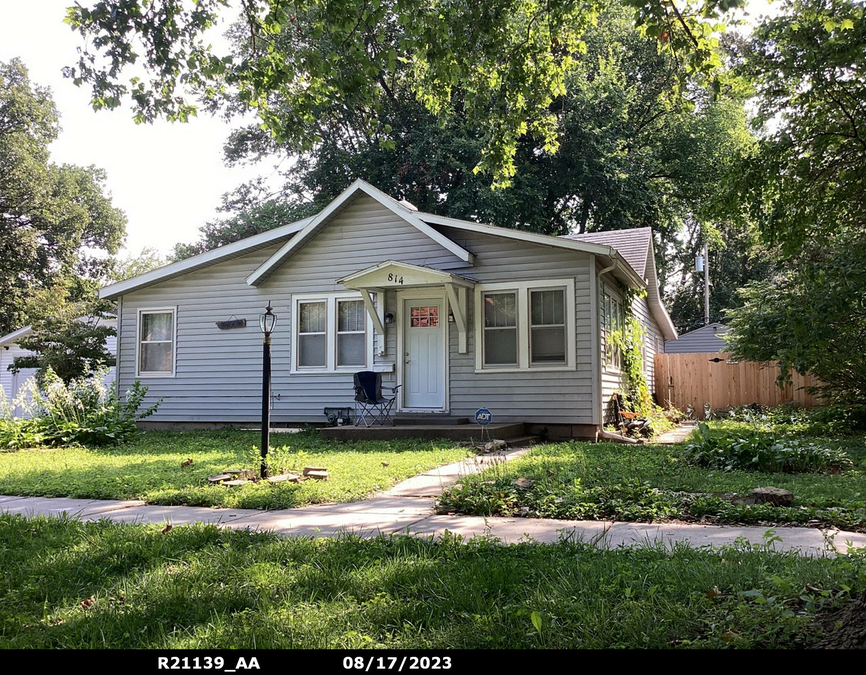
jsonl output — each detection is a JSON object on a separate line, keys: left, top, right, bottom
{"left": 611, "top": 316, "right": 653, "bottom": 415}
{"left": 610, "top": 282, "right": 653, "bottom": 415}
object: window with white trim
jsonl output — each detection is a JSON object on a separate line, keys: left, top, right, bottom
{"left": 530, "top": 289, "right": 566, "bottom": 365}
{"left": 297, "top": 300, "right": 327, "bottom": 368}
{"left": 482, "top": 291, "right": 518, "bottom": 366}
{"left": 603, "top": 290, "right": 624, "bottom": 370}
{"left": 137, "top": 309, "right": 175, "bottom": 376}
{"left": 475, "top": 280, "right": 575, "bottom": 372}
{"left": 292, "top": 293, "right": 373, "bottom": 372}
{"left": 336, "top": 299, "right": 366, "bottom": 367}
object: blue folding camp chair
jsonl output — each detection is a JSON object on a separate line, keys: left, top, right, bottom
{"left": 353, "top": 371, "right": 401, "bottom": 426}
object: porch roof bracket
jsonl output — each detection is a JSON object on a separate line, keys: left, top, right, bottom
{"left": 445, "top": 282, "right": 468, "bottom": 354}
{"left": 359, "top": 288, "right": 386, "bottom": 337}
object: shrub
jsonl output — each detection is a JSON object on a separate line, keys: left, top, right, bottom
{"left": 0, "top": 368, "right": 160, "bottom": 449}
{"left": 683, "top": 422, "right": 853, "bottom": 474}
{"left": 715, "top": 403, "right": 866, "bottom": 436}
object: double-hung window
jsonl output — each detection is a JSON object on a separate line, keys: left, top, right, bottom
{"left": 336, "top": 299, "right": 366, "bottom": 367}
{"left": 137, "top": 308, "right": 175, "bottom": 376}
{"left": 482, "top": 292, "right": 518, "bottom": 366}
{"left": 475, "top": 280, "right": 575, "bottom": 372}
{"left": 603, "top": 290, "right": 624, "bottom": 370}
{"left": 297, "top": 300, "right": 328, "bottom": 368}
{"left": 293, "top": 293, "right": 372, "bottom": 372}
{"left": 529, "top": 289, "right": 567, "bottom": 365}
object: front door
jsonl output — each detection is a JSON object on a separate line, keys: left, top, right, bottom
{"left": 403, "top": 298, "right": 445, "bottom": 410}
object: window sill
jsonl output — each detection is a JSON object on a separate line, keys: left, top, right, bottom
{"left": 474, "top": 366, "right": 575, "bottom": 374}
{"left": 290, "top": 367, "right": 368, "bottom": 375}
{"left": 136, "top": 372, "right": 175, "bottom": 378}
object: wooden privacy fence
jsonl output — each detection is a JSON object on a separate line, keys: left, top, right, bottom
{"left": 653, "top": 352, "right": 821, "bottom": 415}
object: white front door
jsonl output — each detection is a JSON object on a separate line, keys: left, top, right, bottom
{"left": 402, "top": 298, "right": 445, "bottom": 410}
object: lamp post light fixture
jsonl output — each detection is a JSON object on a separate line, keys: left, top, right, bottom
{"left": 258, "top": 302, "right": 277, "bottom": 479}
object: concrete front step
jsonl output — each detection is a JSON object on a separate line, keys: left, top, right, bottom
{"left": 394, "top": 416, "right": 470, "bottom": 426}
{"left": 320, "top": 422, "right": 526, "bottom": 442}
{"left": 505, "top": 435, "right": 541, "bottom": 448}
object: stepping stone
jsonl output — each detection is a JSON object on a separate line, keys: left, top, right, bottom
{"left": 267, "top": 473, "right": 302, "bottom": 484}
{"left": 223, "top": 479, "right": 249, "bottom": 487}
{"left": 305, "top": 470, "right": 329, "bottom": 481}
{"left": 208, "top": 474, "right": 232, "bottom": 483}
{"left": 303, "top": 466, "right": 328, "bottom": 476}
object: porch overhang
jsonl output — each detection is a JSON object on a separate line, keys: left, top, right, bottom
{"left": 337, "top": 261, "right": 474, "bottom": 354}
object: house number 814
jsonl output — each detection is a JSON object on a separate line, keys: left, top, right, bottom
{"left": 388, "top": 273, "right": 404, "bottom": 284}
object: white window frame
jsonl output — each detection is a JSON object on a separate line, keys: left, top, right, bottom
{"left": 474, "top": 279, "right": 576, "bottom": 373}
{"left": 135, "top": 307, "right": 177, "bottom": 378}
{"left": 291, "top": 291, "right": 374, "bottom": 373}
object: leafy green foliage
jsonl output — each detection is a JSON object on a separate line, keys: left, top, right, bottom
{"left": 732, "top": 0, "right": 866, "bottom": 255}
{"left": 724, "top": 228, "right": 866, "bottom": 402}
{"left": 0, "top": 429, "right": 469, "bottom": 509}
{"left": 2, "top": 516, "right": 865, "bottom": 648}
{"left": 107, "top": 247, "right": 169, "bottom": 282}
{"left": 0, "top": 369, "right": 159, "bottom": 449}
{"left": 438, "top": 426, "right": 866, "bottom": 530}
{"left": 11, "top": 286, "right": 116, "bottom": 384}
{"left": 719, "top": 403, "right": 866, "bottom": 437}
{"left": 684, "top": 422, "right": 853, "bottom": 474}
{"left": 63, "top": 0, "right": 743, "bottom": 187}
{"left": 0, "top": 58, "right": 126, "bottom": 335}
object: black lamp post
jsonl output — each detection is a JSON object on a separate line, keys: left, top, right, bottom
{"left": 258, "top": 302, "right": 277, "bottom": 478}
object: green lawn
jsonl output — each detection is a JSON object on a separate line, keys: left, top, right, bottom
{"left": 439, "top": 422, "right": 866, "bottom": 530}
{"left": 1, "top": 514, "right": 864, "bottom": 649}
{"left": 0, "top": 429, "right": 471, "bottom": 510}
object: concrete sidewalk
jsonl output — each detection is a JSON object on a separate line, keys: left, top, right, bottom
{"left": 3, "top": 493, "right": 865, "bottom": 557}
{"left": 3, "top": 434, "right": 865, "bottom": 557}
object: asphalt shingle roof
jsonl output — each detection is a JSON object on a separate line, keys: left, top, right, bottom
{"left": 561, "top": 227, "right": 652, "bottom": 279}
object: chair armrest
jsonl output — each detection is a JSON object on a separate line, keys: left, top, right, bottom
{"left": 382, "top": 384, "right": 402, "bottom": 393}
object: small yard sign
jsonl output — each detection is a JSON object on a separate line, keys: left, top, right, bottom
{"left": 474, "top": 408, "right": 493, "bottom": 425}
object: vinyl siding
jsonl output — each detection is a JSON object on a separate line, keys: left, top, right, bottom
{"left": 1, "top": 321, "right": 116, "bottom": 416}
{"left": 598, "top": 280, "right": 661, "bottom": 422}
{"left": 664, "top": 323, "right": 728, "bottom": 353}
{"left": 117, "top": 196, "right": 597, "bottom": 425}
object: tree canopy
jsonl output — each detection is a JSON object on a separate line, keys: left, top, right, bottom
{"left": 731, "top": 0, "right": 866, "bottom": 254}
{"left": 0, "top": 58, "right": 127, "bottom": 336}
{"left": 63, "top": 0, "right": 744, "bottom": 187}
{"left": 178, "top": 4, "right": 756, "bottom": 316}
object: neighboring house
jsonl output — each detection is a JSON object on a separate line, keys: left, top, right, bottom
{"left": 99, "top": 180, "right": 677, "bottom": 439}
{"left": 664, "top": 322, "right": 728, "bottom": 353}
{"left": 0, "top": 320, "right": 117, "bottom": 415}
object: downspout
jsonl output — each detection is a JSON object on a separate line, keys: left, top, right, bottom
{"left": 595, "top": 256, "right": 617, "bottom": 440}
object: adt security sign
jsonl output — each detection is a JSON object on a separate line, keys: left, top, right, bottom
{"left": 474, "top": 408, "right": 493, "bottom": 425}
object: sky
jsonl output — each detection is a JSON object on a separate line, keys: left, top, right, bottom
{"left": 0, "top": 0, "right": 777, "bottom": 257}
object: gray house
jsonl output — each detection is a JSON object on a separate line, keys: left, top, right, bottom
{"left": 100, "top": 180, "right": 677, "bottom": 439}
{"left": 664, "top": 322, "right": 728, "bottom": 353}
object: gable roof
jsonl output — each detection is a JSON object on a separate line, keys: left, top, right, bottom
{"left": 246, "top": 180, "right": 475, "bottom": 286}
{"left": 0, "top": 326, "right": 34, "bottom": 348}
{"left": 563, "top": 227, "right": 653, "bottom": 279}
{"left": 561, "top": 227, "right": 676, "bottom": 340}
{"left": 97, "top": 181, "right": 676, "bottom": 339}
{"left": 665, "top": 322, "right": 728, "bottom": 353}
{"left": 99, "top": 216, "right": 315, "bottom": 300}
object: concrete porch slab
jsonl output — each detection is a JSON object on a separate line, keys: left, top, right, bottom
{"left": 320, "top": 422, "right": 526, "bottom": 442}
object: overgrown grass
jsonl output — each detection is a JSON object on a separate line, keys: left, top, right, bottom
{"left": 439, "top": 424, "right": 866, "bottom": 530}
{"left": 0, "top": 429, "right": 470, "bottom": 509}
{"left": 1, "top": 514, "right": 865, "bottom": 649}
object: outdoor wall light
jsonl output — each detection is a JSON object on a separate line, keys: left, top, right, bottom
{"left": 448, "top": 310, "right": 455, "bottom": 323}
{"left": 384, "top": 312, "right": 395, "bottom": 325}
